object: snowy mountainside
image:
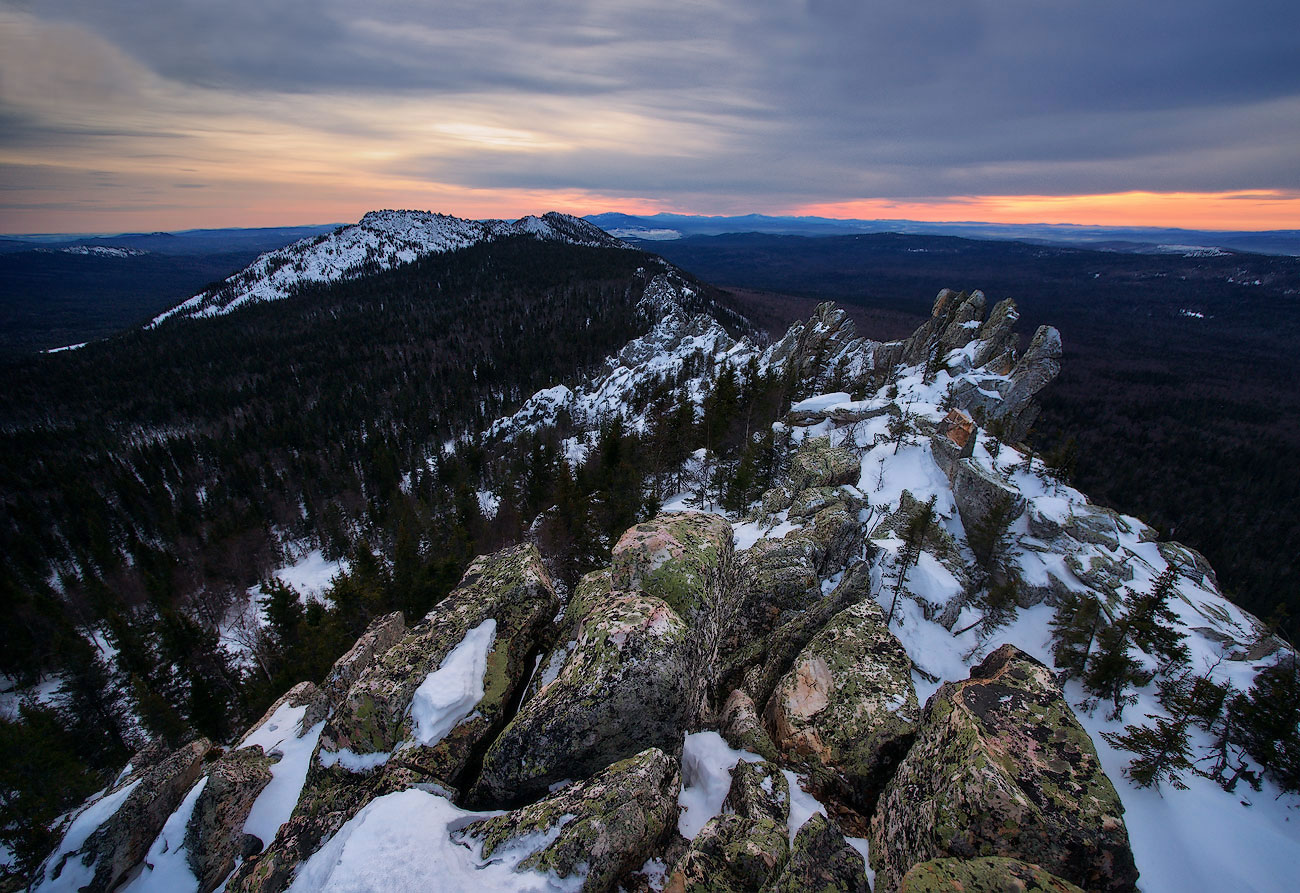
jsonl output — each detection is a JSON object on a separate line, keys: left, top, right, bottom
{"left": 151, "top": 210, "right": 625, "bottom": 324}
{"left": 32, "top": 289, "right": 1300, "bottom": 893}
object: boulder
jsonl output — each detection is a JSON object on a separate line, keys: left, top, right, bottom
{"left": 788, "top": 439, "right": 860, "bottom": 491}
{"left": 764, "top": 813, "right": 869, "bottom": 893}
{"left": 766, "top": 597, "right": 919, "bottom": 811}
{"left": 475, "top": 592, "right": 690, "bottom": 803}
{"left": 869, "top": 645, "right": 1138, "bottom": 893}
{"left": 318, "top": 611, "right": 405, "bottom": 709}
{"left": 466, "top": 747, "right": 680, "bottom": 893}
{"left": 938, "top": 291, "right": 988, "bottom": 353}
{"left": 611, "top": 511, "right": 733, "bottom": 619}
{"left": 184, "top": 746, "right": 274, "bottom": 893}
{"left": 740, "top": 562, "right": 873, "bottom": 709}
{"left": 718, "top": 689, "right": 781, "bottom": 763}
{"left": 319, "top": 542, "right": 558, "bottom": 788}
{"left": 35, "top": 737, "right": 212, "bottom": 893}
{"left": 733, "top": 537, "right": 820, "bottom": 644}
{"left": 899, "top": 856, "right": 1086, "bottom": 893}
{"left": 999, "top": 325, "right": 1062, "bottom": 439}
{"left": 951, "top": 459, "right": 1026, "bottom": 543}
{"left": 972, "top": 298, "right": 1020, "bottom": 370}
{"left": 723, "top": 759, "right": 790, "bottom": 826}
{"left": 666, "top": 812, "right": 789, "bottom": 893}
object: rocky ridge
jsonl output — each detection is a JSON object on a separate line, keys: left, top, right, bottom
{"left": 151, "top": 210, "right": 625, "bottom": 324}
{"left": 32, "top": 288, "right": 1299, "bottom": 892}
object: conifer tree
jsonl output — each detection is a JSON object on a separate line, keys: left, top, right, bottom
{"left": 1084, "top": 620, "right": 1152, "bottom": 720}
{"left": 1229, "top": 657, "right": 1300, "bottom": 793}
{"left": 1050, "top": 591, "right": 1104, "bottom": 679}
{"left": 887, "top": 497, "right": 936, "bottom": 625}
{"left": 1126, "top": 567, "right": 1189, "bottom": 670}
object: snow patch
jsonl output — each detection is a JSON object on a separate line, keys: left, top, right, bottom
{"left": 409, "top": 619, "right": 497, "bottom": 747}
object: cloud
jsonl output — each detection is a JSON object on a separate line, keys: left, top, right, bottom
{"left": 2, "top": 0, "right": 1299, "bottom": 230}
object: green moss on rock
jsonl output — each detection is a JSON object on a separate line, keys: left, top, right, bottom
{"left": 899, "top": 856, "right": 1087, "bottom": 893}
{"left": 869, "top": 645, "right": 1138, "bottom": 893}
{"left": 611, "top": 511, "right": 732, "bottom": 619}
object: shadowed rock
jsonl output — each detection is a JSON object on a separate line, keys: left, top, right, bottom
{"left": 475, "top": 592, "right": 690, "bottom": 803}
{"left": 899, "top": 856, "right": 1087, "bottom": 893}
{"left": 35, "top": 738, "right": 212, "bottom": 893}
{"left": 764, "top": 813, "right": 869, "bottom": 893}
{"left": 869, "top": 645, "right": 1138, "bottom": 893}
{"left": 466, "top": 747, "right": 680, "bottom": 893}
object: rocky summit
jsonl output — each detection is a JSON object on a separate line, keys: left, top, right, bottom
{"left": 29, "top": 287, "right": 1299, "bottom": 893}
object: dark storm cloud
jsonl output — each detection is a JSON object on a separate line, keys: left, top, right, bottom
{"left": 7, "top": 0, "right": 1300, "bottom": 202}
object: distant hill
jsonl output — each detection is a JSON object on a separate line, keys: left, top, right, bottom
{"left": 586, "top": 211, "right": 1300, "bottom": 256}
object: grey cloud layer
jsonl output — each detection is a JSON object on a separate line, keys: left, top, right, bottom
{"left": 8, "top": 0, "right": 1300, "bottom": 200}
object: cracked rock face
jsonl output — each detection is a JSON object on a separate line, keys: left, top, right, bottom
{"left": 766, "top": 813, "right": 869, "bottom": 893}
{"left": 766, "top": 597, "right": 919, "bottom": 811}
{"left": 869, "top": 644, "right": 1138, "bottom": 893}
{"left": 475, "top": 591, "right": 690, "bottom": 803}
{"left": 466, "top": 747, "right": 680, "bottom": 893}
{"left": 319, "top": 542, "right": 558, "bottom": 781}
{"left": 184, "top": 746, "right": 273, "bottom": 893}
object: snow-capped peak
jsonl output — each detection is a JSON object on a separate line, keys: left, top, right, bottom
{"left": 150, "top": 210, "right": 625, "bottom": 325}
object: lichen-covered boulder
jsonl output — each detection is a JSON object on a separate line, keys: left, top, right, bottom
{"left": 184, "top": 746, "right": 273, "bottom": 893}
{"left": 740, "top": 562, "right": 873, "bottom": 709}
{"left": 723, "top": 759, "right": 789, "bottom": 826}
{"left": 788, "top": 439, "right": 860, "bottom": 492}
{"left": 568, "top": 566, "right": 615, "bottom": 631}
{"left": 766, "top": 597, "right": 918, "bottom": 811}
{"left": 611, "top": 511, "right": 733, "bottom": 619}
{"left": 764, "top": 813, "right": 869, "bottom": 893}
{"left": 899, "top": 857, "right": 1087, "bottom": 893}
{"left": 733, "top": 538, "right": 820, "bottom": 650}
{"left": 666, "top": 812, "right": 789, "bottom": 893}
{"left": 869, "top": 644, "right": 1138, "bottom": 893}
{"left": 475, "top": 592, "right": 690, "bottom": 803}
{"left": 466, "top": 747, "right": 680, "bottom": 893}
{"left": 319, "top": 542, "right": 558, "bottom": 786}
{"left": 34, "top": 737, "right": 212, "bottom": 892}
{"left": 718, "top": 689, "right": 780, "bottom": 763}
{"left": 785, "top": 505, "right": 861, "bottom": 576}
{"left": 318, "top": 611, "right": 405, "bottom": 709}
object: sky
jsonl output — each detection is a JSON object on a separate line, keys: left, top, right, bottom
{"left": 2, "top": 1, "right": 1298, "bottom": 234}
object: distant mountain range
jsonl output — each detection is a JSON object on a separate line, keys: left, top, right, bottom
{"left": 0, "top": 224, "right": 342, "bottom": 257}
{"left": 585, "top": 212, "right": 1300, "bottom": 256}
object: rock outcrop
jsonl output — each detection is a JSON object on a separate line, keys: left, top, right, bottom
{"left": 869, "top": 645, "right": 1139, "bottom": 893}
{"left": 467, "top": 747, "right": 680, "bottom": 893}
{"left": 898, "top": 856, "right": 1087, "bottom": 893}
{"left": 184, "top": 746, "right": 273, "bottom": 893}
{"left": 34, "top": 738, "right": 212, "bottom": 892}
{"left": 320, "top": 543, "right": 558, "bottom": 785}
{"left": 765, "top": 813, "right": 870, "bottom": 893}
{"left": 475, "top": 591, "right": 691, "bottom": 803}
{"left": 766, "top": 596, "right": 919, "bottom": 811}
